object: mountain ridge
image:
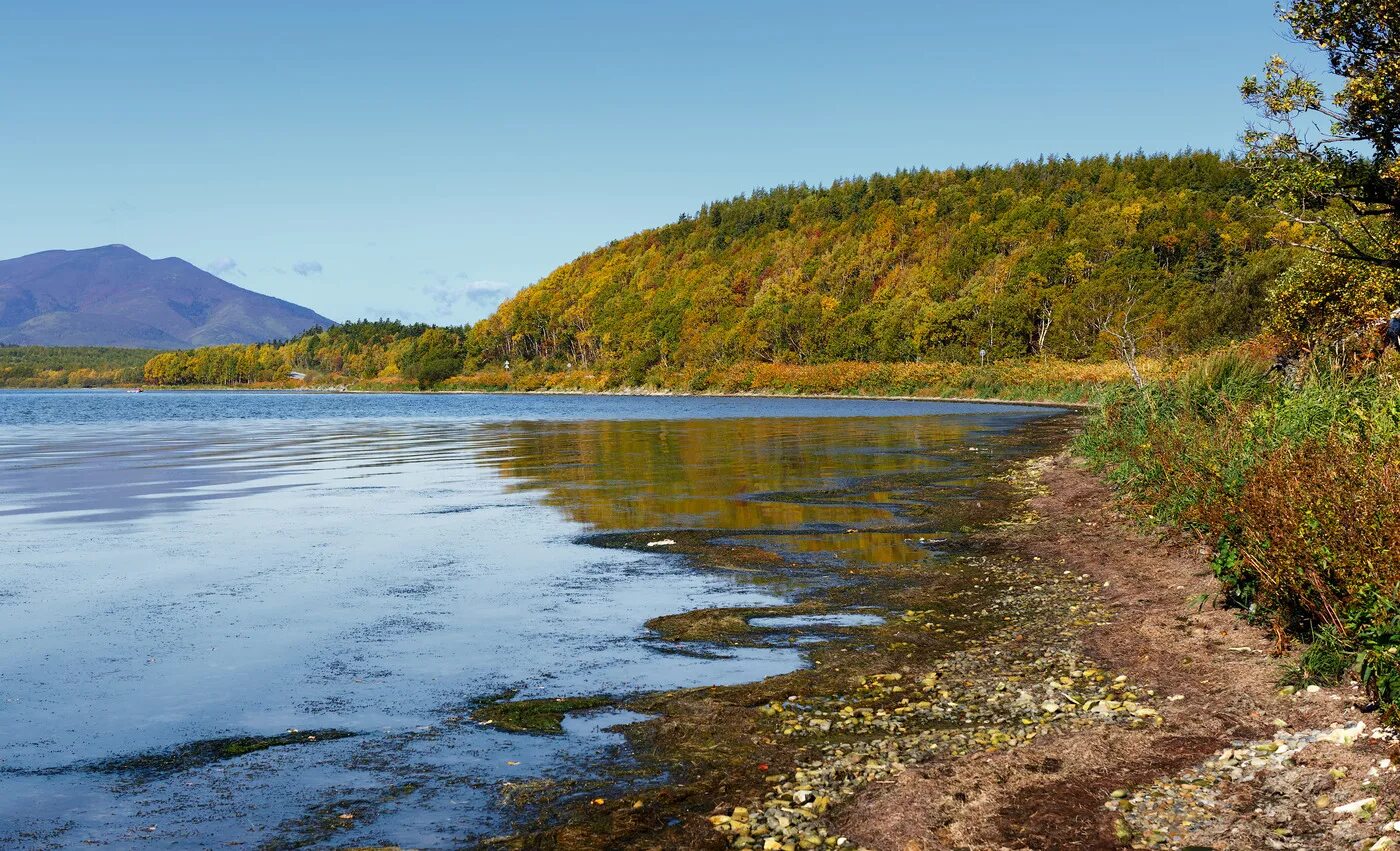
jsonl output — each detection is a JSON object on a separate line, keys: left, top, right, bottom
{"left": 0, "top": 244, "right": 334, "bottom": 348}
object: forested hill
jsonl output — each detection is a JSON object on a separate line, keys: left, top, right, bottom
{"left": 131, "top": 152, "right": 1291, "bottom": 391}
{"left": 472, "top": 152, "right": 1288, "bottom": 381}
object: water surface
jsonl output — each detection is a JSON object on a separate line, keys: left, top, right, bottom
{"left": 0, "top": 390, "right": 1071, "bottom": 848}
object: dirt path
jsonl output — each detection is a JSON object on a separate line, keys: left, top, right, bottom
{"left": 835, "top": 454, "right": 1398, "bottom": 851}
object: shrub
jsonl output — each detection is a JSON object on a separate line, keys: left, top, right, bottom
{"left": 1078, "top": 358, "right": 1400, "bottom": 715}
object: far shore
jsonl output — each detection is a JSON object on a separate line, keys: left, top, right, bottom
{"left": 4, "top": 383, "right": 1093, "bottom": 410}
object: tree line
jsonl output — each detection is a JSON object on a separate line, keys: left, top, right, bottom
{"left": 0, "top": 345, "right": 155, "bottom": 388}
{"left": 141, "top": 320, "right": 474, "bottom": 388}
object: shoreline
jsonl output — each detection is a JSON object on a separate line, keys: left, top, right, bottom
{"left": 1, "top": 384, "right": 1094, "bottom": 411}
{"left": 498, "top": 450, "right": 1394, "bottom": 850}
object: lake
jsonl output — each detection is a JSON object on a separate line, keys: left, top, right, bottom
{"left": 0, "top": 390, "right": 1073, "bottom": 849}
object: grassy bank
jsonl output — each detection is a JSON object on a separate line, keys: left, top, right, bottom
{"left": 431, "top": 357, "right": 1181, "bottom": 404}
{"left": 1075, "top": 349, "right": 1400, "bottom": 713}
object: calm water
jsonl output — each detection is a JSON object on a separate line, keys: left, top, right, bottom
{"left": 0, "top": 390, "right": 1070, "bottom": 849}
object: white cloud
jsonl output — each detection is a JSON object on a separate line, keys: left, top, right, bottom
{"left": 205, "top": 257, "right": 243, "bottom": 278}
{"left": 293, "top": 260, "right": 323, "bottom": 276}
{"left": 422, "top": 272, "right": 516, "bottom": 319}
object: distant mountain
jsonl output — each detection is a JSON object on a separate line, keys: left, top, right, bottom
{"left": 0, "top": 245, "right": 334, "bottom": 348}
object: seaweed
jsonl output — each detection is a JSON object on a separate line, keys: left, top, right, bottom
{"left": 473, "top": 692, "right": 618, "bottom": 734}
{"left": 83, "top": 729, "right": 357, "bottom": 781}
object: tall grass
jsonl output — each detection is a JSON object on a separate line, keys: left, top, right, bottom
{"left": 1077, "top": 350, "right": 1400, "bottom": 712}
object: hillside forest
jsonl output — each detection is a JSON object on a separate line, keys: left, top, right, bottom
{"left": 136, "top": 151, "right": 1292, "bottom": 391}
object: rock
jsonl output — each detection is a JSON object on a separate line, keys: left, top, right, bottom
{"left": 1322, "top": 722, "right": 1366, "bottom": 746}
{"left": 1333, "top": 797, "right": 1377, "bottom": 816}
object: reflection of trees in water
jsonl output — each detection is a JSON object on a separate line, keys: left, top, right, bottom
{"left": 478, "top": 416, "right": 982, "bottom": 535}
{"left": 758, "top": 531, "right": 937, "bottom": 570}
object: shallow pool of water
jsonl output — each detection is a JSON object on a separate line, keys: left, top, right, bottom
{"left": 747, "top": 613, "right": 886, "bottom": 629}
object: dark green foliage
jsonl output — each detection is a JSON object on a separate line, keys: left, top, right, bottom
{"left": 1285, "top": 626, "right": 1354, "bottom": 687}
{"left": 396, "top": 327, "right": 467, "bottom": 389}
{"left": 1211, "top": 538, "right": 1258, "bottom": 613}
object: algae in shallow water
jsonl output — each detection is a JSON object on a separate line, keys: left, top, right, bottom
{"left": 473, "top": 691, "right": 617, "bottom": 734}
{"left": 84, "top": 729, "right": 357, "bottom": 780}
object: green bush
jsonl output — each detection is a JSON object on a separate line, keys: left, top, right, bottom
{"left": 1077, "top": 357, "right": 1400, "bottom": 716}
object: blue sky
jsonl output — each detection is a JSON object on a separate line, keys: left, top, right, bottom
{"left": 0, "top": 1, "right": 1313, "bottom": 324}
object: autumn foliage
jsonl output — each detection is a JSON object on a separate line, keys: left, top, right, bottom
{"left": 474, "top": 152, "right": 1286, "bottom": 377}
